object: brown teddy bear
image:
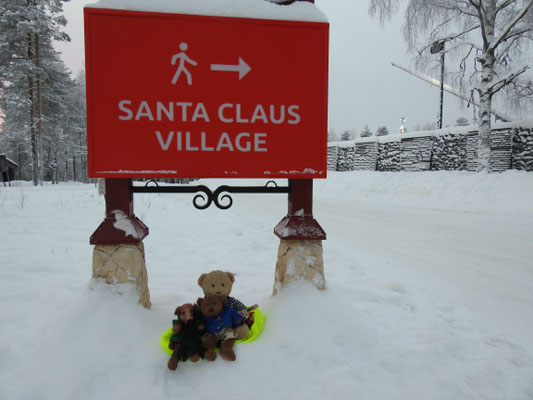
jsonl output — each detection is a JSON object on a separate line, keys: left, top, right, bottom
{"left": 197, "top": 294, "right": 244, "bottom": 361}
{"left": 197, "top": 270, "right": 257, "bottom": 340}
{"left": 167, "top": 303, "right": 206, "bottom": 370}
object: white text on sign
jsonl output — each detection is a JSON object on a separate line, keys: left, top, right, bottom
{"left": 117, "top": 101, "right": 302, "bottom": 153}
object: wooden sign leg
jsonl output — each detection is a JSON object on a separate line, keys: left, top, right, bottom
{"left": 90, "top": 179, "right": 151, "bottom": 308}
{"left": 273, "top": 179, "right": 326, "bottom": 294}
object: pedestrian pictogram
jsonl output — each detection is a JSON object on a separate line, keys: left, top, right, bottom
{"left": 171, "top": 42, "right": 197, "bottom": 85}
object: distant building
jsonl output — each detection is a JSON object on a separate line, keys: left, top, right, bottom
{"left": 0, "top": 154, "right": 19, "bottom": 185}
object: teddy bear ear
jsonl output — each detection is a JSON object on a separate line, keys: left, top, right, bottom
{"left": 196, "top": 298, "right": 203, "bottom": 307}
{"left": 197, "top": 273, "right": 207, "bottom": 286}
{"left": 174, "top": 306, "right": 181, "bottom": 316}
{"left": 226, "top": 272, "right": 235, "bottom": 283}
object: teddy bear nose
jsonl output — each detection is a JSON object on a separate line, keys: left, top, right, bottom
{"left": 216, "top": 291, "right": 222, "bottom": 295}
{"left": 208, "top": 307, "right": 214, "bottom": 313}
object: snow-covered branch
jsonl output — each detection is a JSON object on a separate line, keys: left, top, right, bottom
{"left": 489, "top": 65, "right": 529, "bottom": 93}
{"left": 490, "top": 0, "right": 533, "bottom": 51}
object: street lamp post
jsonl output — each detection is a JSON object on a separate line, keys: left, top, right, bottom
{"left": 430, "top": 40, "right": 445, "bottom": 129}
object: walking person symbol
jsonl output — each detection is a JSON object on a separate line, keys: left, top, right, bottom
{"left": 171, "top": 42, "right": 197, "bottom": 85}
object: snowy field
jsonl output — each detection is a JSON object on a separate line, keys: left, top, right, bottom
{"left": 1, "top": 171, "right": 532, "bottom": 400}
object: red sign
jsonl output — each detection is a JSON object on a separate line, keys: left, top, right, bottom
{"left": 84, "top": 8, "right": 329, "bottom": 178}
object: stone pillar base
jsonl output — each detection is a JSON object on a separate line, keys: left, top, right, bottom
{"left": 273, "top": 240, "right": 325, "bottom": 295}
{"left": 92, "top": 242, "right": 151, "bottom": 308}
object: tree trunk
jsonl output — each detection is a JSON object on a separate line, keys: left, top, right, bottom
{"left": 34, "top": 33, "right": 43, "bottom": 185}
{"left": 73, "top": 153, "right": 77, "bottom": 182}
{"left": 477, "top": 64, "right": 493, "bottom": 172}
{"left": 27, "top": 33, "right": 38, "bottom": 186}
{"left": 476, "top": 4, "right": 496, "bottom": 173}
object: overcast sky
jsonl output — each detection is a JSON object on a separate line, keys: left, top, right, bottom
{"left": 56, "top": 0, "right": 471, "bottom": 137}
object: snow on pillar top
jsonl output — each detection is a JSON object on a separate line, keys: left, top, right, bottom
{"left": 85, "top": 0, "right": 328, "bottom": 23}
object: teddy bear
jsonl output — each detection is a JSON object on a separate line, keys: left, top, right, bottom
{"left": 197, "top": 270, "right": 258, "bottom": 340}
{"left": 197, "top": 294, "right": 245, "bottom": 361}
{"left": 167, "top": 303, "right": 206, "bottom": 370}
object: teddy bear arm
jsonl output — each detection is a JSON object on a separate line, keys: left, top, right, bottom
{"left": 229, "top": 308, "right": 245, "bottom": 326}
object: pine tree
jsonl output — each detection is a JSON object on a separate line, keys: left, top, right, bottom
{"left": 0, "top": 0, "right": 70, "bottom": 184}
{"left": 361, "top": 125, "right": 373, "bottom": 137}
{"left": 456, "top": 117, "right": 470, "bottom": 127}
{"left": 376, "top": 126, "right": 389, "bottom": 136}
{"left": 340, "top": 130, "right": 353, "bottom": 141}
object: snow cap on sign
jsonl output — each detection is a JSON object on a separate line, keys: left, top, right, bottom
{"left": 85, "top": 0, "right": 328, "bottom": 23}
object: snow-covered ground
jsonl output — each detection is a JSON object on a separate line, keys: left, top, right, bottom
{"left": 1, "top": 171, "right": 532, "bottom": 400}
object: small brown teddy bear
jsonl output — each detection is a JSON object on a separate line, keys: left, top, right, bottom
{"left": 197, "top": 295, "right": 244, "bottom": 361}
{"left": 167, "top": 303, "right": 206, "bottom": 370}
{"left": 197, "top": 270, "right": 257, "bottom": 340}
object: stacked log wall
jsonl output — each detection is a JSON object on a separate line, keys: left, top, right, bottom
{"left": 400, "top": 137, "right": 433, "bottom": 171}
{"left": 326, "top": 123, "right": 533, "bottom": 173}
{"left": 354, "top": 142, "right": 378, "bottom": 170}
{"left": 377, "top": 141, "right": 401, "bottom": 172}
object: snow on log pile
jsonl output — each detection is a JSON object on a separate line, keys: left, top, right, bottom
{"left": 431, "top": 133, "right": 468, "bottom": 171}
{"left": 490, "top": 129, "right": 513, "bottom": 172}
{"left": 400, "top": 136, "right": 433, "bottom": 172}
{"left": 336, "top": 144, "right": 355, "bottom": 171}
{"left": 327, "top": 121, "right": 533, "bottom": 172}
{"left": 377, "top": 141, "right": 401, "bottom": 171}
{"left": 353, "top": 141, "right": 377, "bottom": 170}
{"left": 465, "top": 133, "right": 478, "bottom": 172}
{"left": 327, "top": 146, "right": 338, "bottom": 171}
{"left": 512, "top": 127, "right": 533, "bottom": 170}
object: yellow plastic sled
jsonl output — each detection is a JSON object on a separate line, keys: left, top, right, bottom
{"left": 160, "top": 308, "right": 265, "bottom": 356}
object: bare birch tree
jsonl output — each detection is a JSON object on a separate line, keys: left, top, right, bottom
{"left": 369, "top": 0, "right": 533, "bottom": 171}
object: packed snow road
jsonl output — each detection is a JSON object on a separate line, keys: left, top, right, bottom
{"left": 315, "top": 195, "right": 533, "bottom": 346}
{"left": 230, "top": 174, "right": 533, "bottom": 347}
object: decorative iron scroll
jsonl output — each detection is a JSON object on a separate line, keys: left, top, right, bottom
{"left": 131, "top": 180, "right": 289, "bottom": 210}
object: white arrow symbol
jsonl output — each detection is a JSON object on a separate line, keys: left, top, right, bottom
{"left": 210, "top": 57, "right": 251, "bottom": 80}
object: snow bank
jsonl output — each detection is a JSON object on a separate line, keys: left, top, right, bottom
{"left": 1, "top": 172, "right": 532, "bottom": 399}
{"left": 85, "top": 0, "right": 328, "bottom": 22}
{"left": 317, "top": 170, "right": 533, "bottom": 215}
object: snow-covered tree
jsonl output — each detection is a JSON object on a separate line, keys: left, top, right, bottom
{"left": 376, "top": 126, "right": 389, "bottom": 136}
{"left": 456, "top": 117, "right": 470, "bottom": 126}
{"left": 340, "top": 130, "right": 353, "bottom": 141}
{"left": 368, "top": 0, "right": 533, "bottom": 171}
{"left": 361, "top": 125, "right": 373, "bottom": 137}
{"left": 0, "top": 0, "right": 70, "bottom": 184}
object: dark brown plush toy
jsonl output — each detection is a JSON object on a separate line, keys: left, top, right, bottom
{"left": 197, "top": 295, "right": 245, "bottom": 362}
{"left": 167, "top": 303, "right": 206, "bottom": 370}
